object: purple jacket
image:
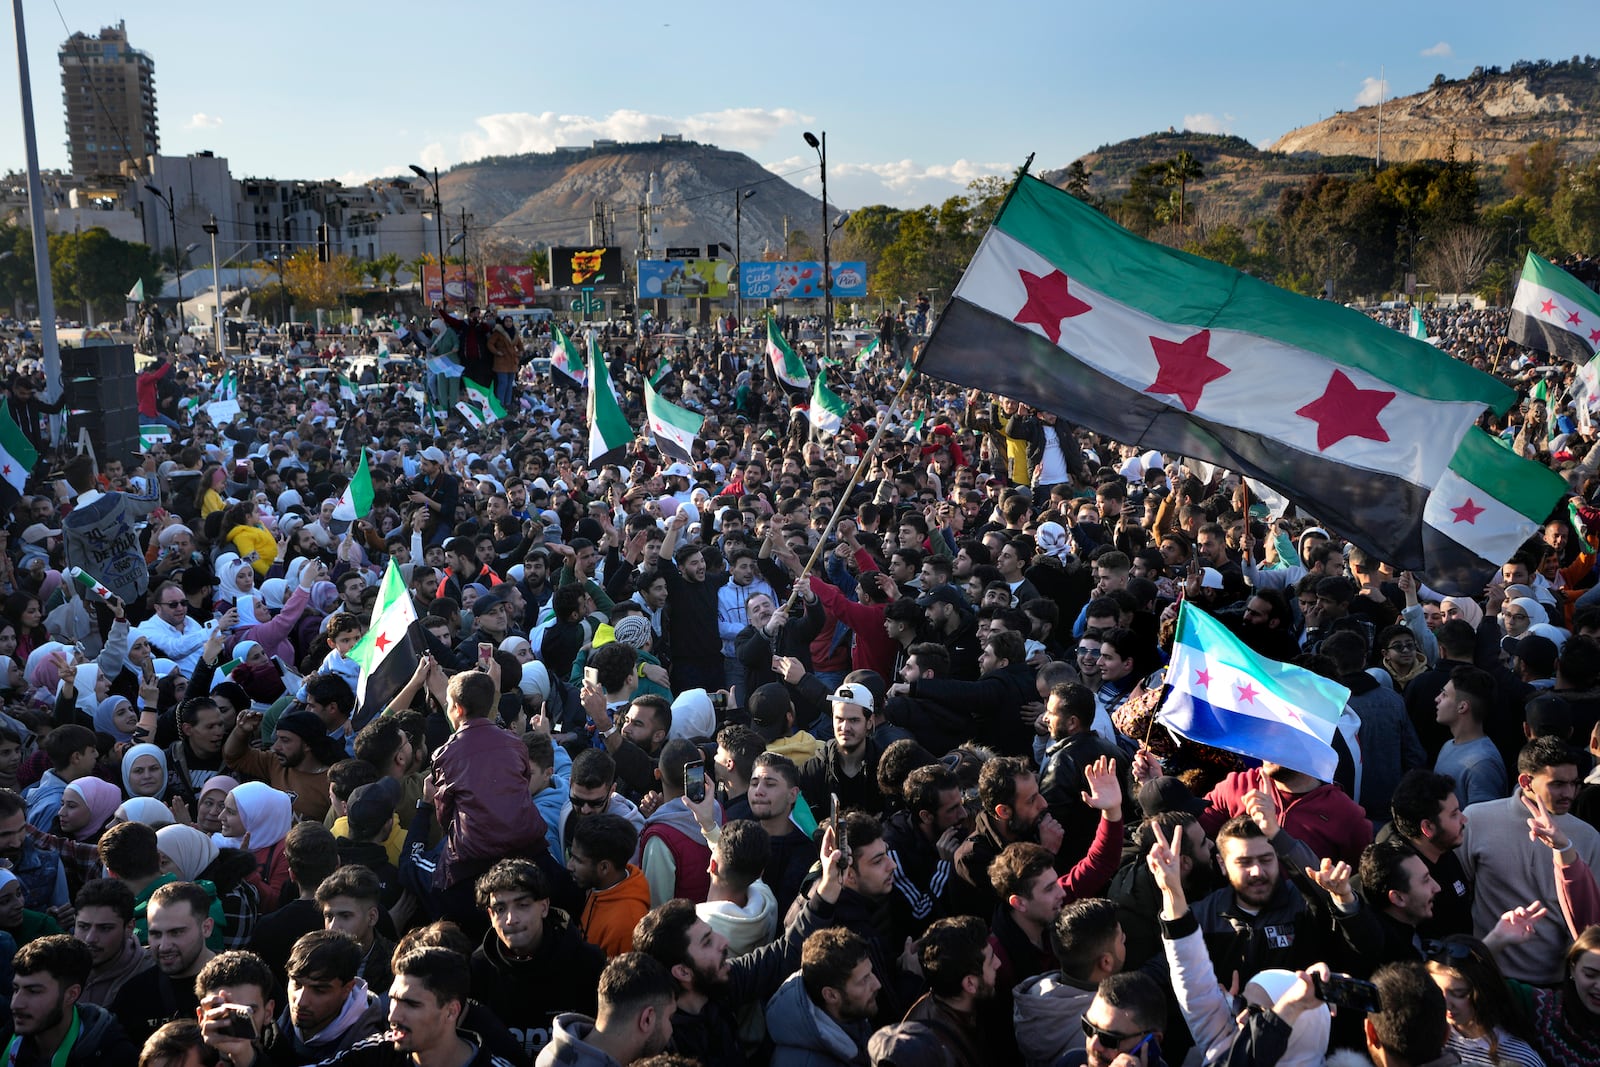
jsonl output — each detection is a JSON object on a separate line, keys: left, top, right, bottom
{"left": 430, "top": 718, "right": 546, "bottom": 888}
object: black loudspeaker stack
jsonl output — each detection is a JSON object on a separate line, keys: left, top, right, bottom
{"left": 62, "top": 343, "right": 139, "bottom": 463}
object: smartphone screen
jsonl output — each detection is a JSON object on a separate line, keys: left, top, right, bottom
{"left": 684, "top": 758, "right": 706, "bottom": 803}
{"left": 478, "top": 642, "right": 494, "bottom": 671}
{"left": 583, "top": 666, "right": 600, "bottom": 689}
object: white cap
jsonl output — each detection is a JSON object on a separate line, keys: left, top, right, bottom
{"left": 831, "top": 682, "right": 875, "bottom": 713}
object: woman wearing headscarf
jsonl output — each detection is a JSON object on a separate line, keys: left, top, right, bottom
{"left": 215, "top": 781, "right": 294, "bottom": 911}
{"left": 94, "top": 696, "right": 140, "bottom": 745}
{"left": 156, "top": 823, "right": 260, "bottom": 949}
{"left": 120, "top": 743, "right": 169, "bottom": 801}
{"left": 0, "top": 868, "right": 60, "bottom": 947}
{"left": 33, "top": 776, "right": 120, "bottom": 898}
{"left": 1443, "top": 594, "right": 1505, "bottom": 671}
{"left": 224, "top": 555, "right": 318, "bottom": 667}
{"left": 226, "top": 640, "right": 287, "bottom": 704}
{"left": 114, "top": 797, "right": 174, "bottom": 829}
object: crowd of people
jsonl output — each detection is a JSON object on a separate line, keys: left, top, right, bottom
{"left": 0, "top": 270, "right": 1596, "bottom": 1067}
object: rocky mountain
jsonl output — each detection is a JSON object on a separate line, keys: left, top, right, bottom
{"left": 434, "top": 140, "right": 836, "bottom": 258}
{"left": 1270, "top": 57, "right": 1600, "bottom": 164}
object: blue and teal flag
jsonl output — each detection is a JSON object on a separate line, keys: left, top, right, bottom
{"left": 1158, "top": 602, "right": 1349, "bottom": 781}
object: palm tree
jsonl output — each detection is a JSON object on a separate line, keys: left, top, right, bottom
{"left": 1164, "top": 151, "right": 1205, "bottom": 230}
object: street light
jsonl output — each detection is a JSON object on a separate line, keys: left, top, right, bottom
{"left": 145, "top": 183, "right": 183, "bottom": 328}
{"left": 803, "top": 131, "right": 831, "bottom": 371}
{"left": 734, "top": 188, "right": 755, "bottom": 329}
{"left": 203, "top": 215, "right": 223, "bottom": 358}
{"left": 409, "top": 164, "right": 445, "bottom": 305}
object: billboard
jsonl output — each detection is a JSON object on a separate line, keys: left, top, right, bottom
{"left": 737, "top": 260, "right": 868, "bottom": 299}
{"left": 485, "top": 265, "right": 542, "bottom": 306}
{"left": 550, "top": 246, "right": 624, "bottom": 288}
{"left": 637, "top": 258, "right": 734, "bottom": 300}
{"left": 422, "top": 265, "right": 476, "bottom": 305}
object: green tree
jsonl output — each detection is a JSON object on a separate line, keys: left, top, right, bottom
{"left": 1506, "top": 140, "right": 1563, "bottom": 201}
{"left": 1163, "top": 150, "right": 1205, "bottom": 230}
{"left": 1062, "top": 160, "right": 1093, "bottom": 201}
{"left": 1551, "top": 158, "right": 1600, "bottom": 255}
{"left": 517, "top": 247, "right": 549, "bottom": 282}
{"left": 49, "top": 228, "right": 162, "bottom": 323}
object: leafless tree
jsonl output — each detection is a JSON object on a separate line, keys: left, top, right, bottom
{"left": 1422, "top": 224, "right": 1496, "bottom": 296}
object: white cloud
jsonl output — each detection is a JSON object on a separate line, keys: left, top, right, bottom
{"left": 416, "top": 107, "right": 810, "bottom": 169}
{"left": 1183, "top": 112, "right": 1236, "bottom": 135}
{"left": 185, "top": 113, "right": 223, "bottom": 130}
{"left": 1420, "top": 41, "right": 1453, "bottom": 58}
{"left": 1355, "top": 77, "right": 1389, "bottom": 107}
{"left": 764, "top": 155, "right": 1013, "bottom": 207}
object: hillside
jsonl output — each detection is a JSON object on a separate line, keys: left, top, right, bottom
{"left": 1270, "top": 57, "right": 1600, "bottom": 164}
{"left": 434, "top": 140, "right": 836, "bottom": 257}
{"left": 1039, "top": 131, "right": 1373, "bottom": 218}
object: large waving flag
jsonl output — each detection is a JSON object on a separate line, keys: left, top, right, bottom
{"left": 916, "top": 175, "right": 1515, "bottom": 570}
{"left": 550, "top": 325, "right": 588, "bottom": 386}
{"left": 766, "top": 317, "right": 810, "bottom": 390}
{"left": 644, "top": 379, "right": 702, "bottom": 464}
{"left": 332, "top": 449, "right": 374, "bottom": 529}
{"left": 350, "top": 560, "right": 421, "bottom": 724}
{"left": 0, "top": 402, "right": 39, "bottom": 510}
{"left": 587, "top": 337, "right": 636, "bottom": 465}
{"left": 809, "top": 376, "right": 850, "bottom": 436}
{"left": 463, "top": 378, "right": 507, "bottom": 423}
{"left": 1160, "top": 603, "right": 1349, "bottom": 782}
{"left": 1421, "top": 428, "right": 1567, "bottom": 595}
{"left": 1509, "top": 251, "right": 1600, "bottom": 364}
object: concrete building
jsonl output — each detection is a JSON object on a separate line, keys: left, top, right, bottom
{"left": 59, "top": 21, "right": 157, "bottom": 179}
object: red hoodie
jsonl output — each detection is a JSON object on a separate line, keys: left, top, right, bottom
{"left": 1199, "top": 767, "right": 1372, "bottom": 869}
{"left": 810, "top": 549, "right": 896, "bottom": 679}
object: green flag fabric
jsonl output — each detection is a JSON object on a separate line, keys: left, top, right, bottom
{"left": 588, "top": 337, "right": 637, "bottom": 464}
{"left": 644, "top": 380, "right": 703, "bottom": 464}
{"left": 766, "top": 318, "right": 810, "bottom": 390}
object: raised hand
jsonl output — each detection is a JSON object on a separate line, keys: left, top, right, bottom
{"left": 1146, "top": 821, "right": 1185, "bottom": 898}
{"left": 1242, "top": 788, "right": 1282, "bottom": 839}
{"left": 1305, "top": 858, "right": 1356, "bottom": 906}
{"left": 1522, "top": 791, "right": 1572, "bottom": 853}
{"left": 1485, "top": 901, "right": 1549, "bottom": 951}
{"left": 1081, "top": 755, "right": 1123, "bottom": 815}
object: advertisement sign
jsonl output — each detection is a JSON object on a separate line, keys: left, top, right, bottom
{"left": 665, "top": 246, "right": 703, "bottom": 261}
{"left": 637, "top": 259, "right": 734, "bottom": 299}
{"left": 737, "top": 261, "right": 868, "bottom": 299}
{"left": 422, "top": 265, "right": 476, "bottom": 305}
{"left": 485, "top": 265, "right": 542, "bottom": 306}
{"left": 550, "top": 246, "right": 623, "bottom": 288}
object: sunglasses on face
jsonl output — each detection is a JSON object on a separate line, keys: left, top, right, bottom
{"left": 1080, "top": 1016, "right": 1149, "bottom": 1048}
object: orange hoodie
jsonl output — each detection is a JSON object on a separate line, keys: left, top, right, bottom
{"left": 579, "top": 864, "right": 651, "bottom": 957}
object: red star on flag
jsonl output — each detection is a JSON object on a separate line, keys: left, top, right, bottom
{"left": 374, "top": 631, "right": 393, "bottom": 652}
{"left": 1590, "top": 328, "right": 1600, "bottom": 344}
{"left": 1236, "top": 682, "right": 1260, "bottom": 704}
{"left": 1012, "top": 269, "right": 1091, "bottom": 344}
{"left": 1541, "top": 299, "right": 1557, "bottom": 315}
{"left": 1570, "top": 311, "right": 1585, "bottom": 326}
{"left": 1283, "top": 706, "right": 1303, "bottom": 724}
{"left": 1194, "top": 668, "right": 1212, "bottom": 687}
{"left": 1450, "top": 498, "right": 1485, "bottom": 525}
{"left": 1, "top": 466, "right": 10, "bottom": 476}
{"left": 1295, "top": 370, "right": 1395, "bottom": 450}
{"left": 1145, "top": 329, "right": 1230, "bottom": 412}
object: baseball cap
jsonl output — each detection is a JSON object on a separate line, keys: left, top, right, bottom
{"left": 346, "top": 778, "right": 401, "bottom": 839}
{"left": 419, "top": 446, "right": 447, "bottom": 464}
{"left": 916, "top": 584, "right": 970, "bottom": 611}
{"left": 663, "top": 462, "right": 693, "bottom": 479}
{"left": 1137, "top": 776, "right": 1208, "bottom": 818}
{"left": 747, "top": 683, "right": 794, "bottom": 743}
{"left": 1525, "top": 693, "right": 1574, "bottom": 736}
{"left": 830, "top": 682, "right": 875, "bottom": 714}
{"left": 1503, "top": 633, "right": 1559, "bottom": 675}
{"left": 20, "top": 523, "right": 60, "bottom": 543}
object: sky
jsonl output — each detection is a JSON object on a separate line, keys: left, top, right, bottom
{"left": 1, "top": 0, "right": 1593, "bottom": 211}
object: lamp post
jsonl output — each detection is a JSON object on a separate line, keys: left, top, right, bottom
{"left": 734, "top": 188, "right": 755, "bottom": 330}
{"left": 202, "top": 215, "right": 223, "bottom": 358}
{"left": 409, "top": 164, "right": 445, "bottom": 304}
{"left": 145, "top": 183, "right": 184, "bottom": 327}
{"left": 803, "top": 131, "right": 831, "bottom": 370}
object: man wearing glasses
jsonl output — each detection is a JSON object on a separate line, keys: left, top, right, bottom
{"left": 134, "top": 580, "right": 211, "bottom": 677}
{"left": 1064, "top": 972, "right": 1168, "bottom": 1067}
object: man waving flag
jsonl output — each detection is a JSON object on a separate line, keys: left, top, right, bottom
{"left": 350, "top": 560, "right": 421, "bottom": 724}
